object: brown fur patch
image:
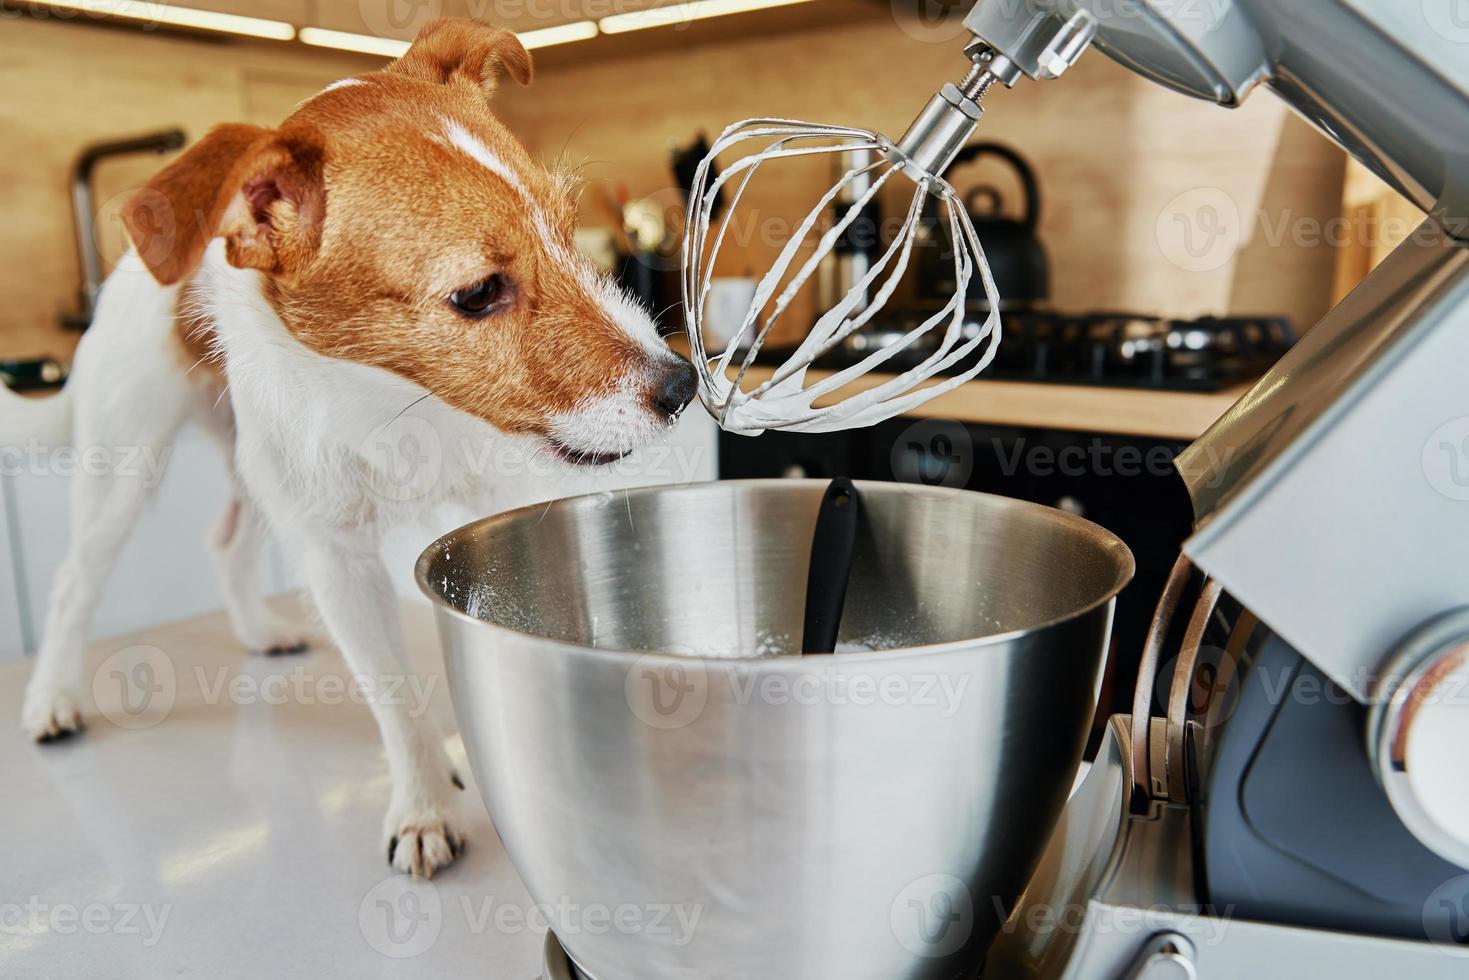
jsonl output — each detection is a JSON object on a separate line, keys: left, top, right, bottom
{"left": 123, "top": 18, "right": 656, "bottom": 440}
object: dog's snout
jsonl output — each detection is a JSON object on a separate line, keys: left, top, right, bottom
{"left": 652, "top": 358, "right": 698, "bottom": 420}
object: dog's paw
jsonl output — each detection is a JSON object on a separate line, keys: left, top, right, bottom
{"left": 238, "top": 617, "right": 314, "bottom": 657}
{"left": 260, "top": 638, "right": 310, "bottom": 658}
{"left": 21, "top": 687, "right": 85, "bottom": 743}
{"left": 387, "top": 818, "right": 465, "bottom": 879}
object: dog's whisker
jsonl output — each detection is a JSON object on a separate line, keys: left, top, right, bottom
{"left": 388, "top": 393, "right": 433, "bottom": 426}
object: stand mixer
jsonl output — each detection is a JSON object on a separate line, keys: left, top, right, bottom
{"left": 676, "top": 0, "right": 1469, "bottom": 975}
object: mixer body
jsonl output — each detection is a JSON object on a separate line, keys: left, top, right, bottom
{"left": 985, "top": 714, "right": 1469, "bottom": 979}
{"left": 961, "top": 0, "right": 1469, "bottom": 916}
{"left": 963, "top": 0, "right": 1469, "bottom": 230}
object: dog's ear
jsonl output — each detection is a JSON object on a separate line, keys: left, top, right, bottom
{"left": 388, "top": 18, "right": 532, "bottom": 98}
{"left": 121, "top": 124, "right": 326, "bottom": 286}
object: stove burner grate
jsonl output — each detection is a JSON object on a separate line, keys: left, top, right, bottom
{"left": 751, "top": 310, "right": 1296, "bottom": 393}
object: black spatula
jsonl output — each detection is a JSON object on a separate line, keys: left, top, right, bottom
{"left": 801, "top": 478, "right": 861, "bottom": 655}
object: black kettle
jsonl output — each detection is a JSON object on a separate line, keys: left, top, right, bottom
{"left": 917, "top": 142, "right": 1050, "bottom": 311}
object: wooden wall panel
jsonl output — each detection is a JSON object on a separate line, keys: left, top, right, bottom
{"left": 192, "top": 0, "right": 310, "bottom": 23}
{"left": 1, "top": 9, "right": 1353, "bottom": 362}
{"left": 496, "top": 16, "right": 1351, "bottom": 341}
{"left": 0, "top": 15, "right": 377, "bottom": 361}
{"left": 309, "top": 0, "right": 696, "bottom": 39}
{"left": 1331, "top": 159, "right": 1424, "bottom": 305}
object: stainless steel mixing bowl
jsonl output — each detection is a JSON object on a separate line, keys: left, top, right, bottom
{"left": 417, "top": 480, "right": 1133, "bottom": 980}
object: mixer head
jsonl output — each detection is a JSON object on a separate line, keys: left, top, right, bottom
{"left": 682, "top": 116, "right": 1002, "bottom": 435}
{"left": 680, "top": 51, "right": 1013, "bottom": 436}
{"left": 682, "top": 29, "right": 1097, "bottom": 436}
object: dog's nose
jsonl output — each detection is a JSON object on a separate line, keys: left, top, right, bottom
{"left": 653, "top": 358, "right": 698, "bottom": 420}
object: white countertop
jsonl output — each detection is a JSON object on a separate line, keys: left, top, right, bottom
{"left": 1, "top": 599, "right": 545, "bottom": 978}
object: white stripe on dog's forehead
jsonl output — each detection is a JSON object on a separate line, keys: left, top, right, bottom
{"left": 442, "top": 118, "right": 580, "bottom": 276}
{"left": 444, "top": 119, "right": 530, "bottom": 199}
{"left": 440, "top": 118, "right": 665, "bottom": 353}
{"left": 297, "top": 77, "right": 364, "bottom": 109}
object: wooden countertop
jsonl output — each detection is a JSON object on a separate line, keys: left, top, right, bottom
{"left": 732, "top": 366, "right": 1252, "bottom": 441}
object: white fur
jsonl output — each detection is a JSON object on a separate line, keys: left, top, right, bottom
{"left": 444, "top": 118, "right": 529, "bottom": 199}
{"left": 15, "top": 235, "right": 679, "bottom": 877}
{"left": 298, "top": 77, "right": 365, "bottom": 108}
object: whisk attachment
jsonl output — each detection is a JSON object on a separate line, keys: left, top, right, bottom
{"left": 682, "top": 64, "right": 1009, "bottom": 436}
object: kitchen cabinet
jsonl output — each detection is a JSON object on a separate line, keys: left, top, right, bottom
{"left": 0, "top": 426, "right": 294, "bottom": 663}
{"left": 0, "top": 411, "right": 718, "bottom": 663}
{"left": 0, "top": 480, "right": 25, "bottom": 663}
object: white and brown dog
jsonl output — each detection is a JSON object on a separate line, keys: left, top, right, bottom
{"left": 5, "top": 18, "right": 696, "bottom": 877}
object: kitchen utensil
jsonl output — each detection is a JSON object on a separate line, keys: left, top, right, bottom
{"left": 702, "top": 277, "right": 759, "bottom": 351}
{"left": 841, "top": 312, "right": 940, "bottom": 363}
{"left": 816, "top": 147, "right": 883, "bottom": 315}
{"left": 671, "top": 132, "right": 723, "bottom": 220}
{"left": 917, "top": 142, "right": 1050, "bottom": 310}
{"left": 418, "top": 480, "right": 1134, "bottom": 980}
{"left": 682, "top": 114, "right": 1004, "bottom": 436}
{"left": 614, "top": 191, "right": 684, "bottom": 334}
{"left": 800, "top": 477, "right": 861, "bottom": 654}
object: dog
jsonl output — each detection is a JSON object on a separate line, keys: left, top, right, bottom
{"left": 6, "top": 18, "right": 697, "bottom": 878}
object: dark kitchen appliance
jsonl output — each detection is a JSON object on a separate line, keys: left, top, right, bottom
{"left": 720, "top": 420, "right": 1195, "bottom": 735}
{"left": 727, "top": 307, "right": 1294, "bottom": 717}
{"left": 818, "top": 148, "right": 884, "bottom": 315}
{"left": 728, "top": 306, "right": 1294, "bottom": 714}
{"left": 991, "top": 311, "right": 1296, "bottom": 389}
{"left": 777, "top": 310, "right": 1295, "bottom": 393}
{"left": 0, "top": 357, "right": 67, "bottom": 392}
{"left": 917, "top": 142, "right": 1050, "bottom": 310}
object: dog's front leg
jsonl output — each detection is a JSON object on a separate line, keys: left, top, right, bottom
{"left": 300, "top": 534, "right": 464, "bottom": 877}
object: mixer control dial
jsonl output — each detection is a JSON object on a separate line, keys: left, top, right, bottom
{"left": 1368, "top": 609, "right": 1469, "bottom": 869}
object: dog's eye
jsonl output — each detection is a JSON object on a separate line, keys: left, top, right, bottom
{"left": 449, "top": 274, "right": 512, "bottom": 318}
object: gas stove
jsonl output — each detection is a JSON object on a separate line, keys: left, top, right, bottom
{"left": 757, "top": 311, "right": 1295, "bottom": 393}
{"left": 989, "top": 311, "right": 1295, "bottom": 390}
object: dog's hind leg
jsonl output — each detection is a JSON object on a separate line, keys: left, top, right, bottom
{"left": 20, "top": 404, "right": 188, "bottom": 741}
{"left": 195, "top": 403, "right": 311, "bottom": 656}
{"left": 21, "top": 266, "right": 194, "bottom": 742}
{"left": 207, "top": 495, "right": 312, "bottom": 656}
